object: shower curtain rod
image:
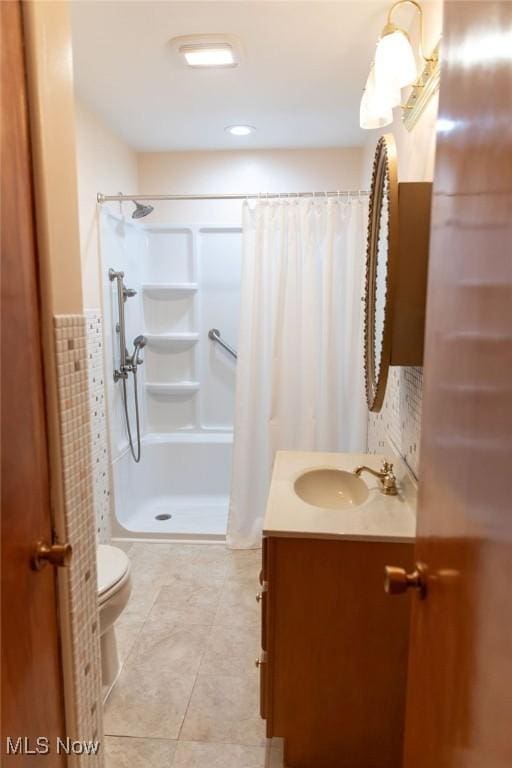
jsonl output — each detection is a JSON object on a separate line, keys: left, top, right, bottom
{"left": 97, "top": 190, "right": 368, "bottom": 203}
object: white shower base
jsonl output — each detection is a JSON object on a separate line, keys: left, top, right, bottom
{"left": 112, "top": 433, "right": 232, "bottom": 540}
{"left": 124, "top": 497, "right": 228, "bottom": 535}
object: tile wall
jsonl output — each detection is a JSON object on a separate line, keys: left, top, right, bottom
{"left": 86, "top": 310, "right": 111, "bottom": 543}
{"left": 54, "top": 315, "right": 104, "bottom": 766}
{"left": 367, "top": 366, "right": 423, "bottom": 478}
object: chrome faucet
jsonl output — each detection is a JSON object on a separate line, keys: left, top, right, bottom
{"left": 353, "top": 461, "right": 398, "bottom": 496}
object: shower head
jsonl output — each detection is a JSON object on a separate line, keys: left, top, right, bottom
{"left": 133, "top": 334, "right": 147, "bottom": 350}
{"left": 132, "top": 200, "right": 154, "bottom": 219}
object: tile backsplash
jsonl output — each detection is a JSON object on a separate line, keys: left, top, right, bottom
{"left": 86, "top": 310, "right": 111, "bottom": 544}
{"left": 367, "top": 366, "right": 423, "bottom": 478}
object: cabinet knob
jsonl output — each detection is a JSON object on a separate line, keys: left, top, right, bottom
{"left": 384, "top": 565, "right": 426, "bottom": 598}
{"left": 256, "top": 592, "right": 263, "bottom": 603}
{"left": 255, "top": 656, "right": 265, "bottom": 669}
{"left": 32, "top": 540, "right": 73, "bottom": 571}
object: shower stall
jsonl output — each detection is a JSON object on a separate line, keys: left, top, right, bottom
{"left": 100, "top": 206, "right": 241, "bottom": 538}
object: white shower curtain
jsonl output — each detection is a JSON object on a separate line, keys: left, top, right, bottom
{"left": 227, "top": 196, "right": 368, "bottom": 549}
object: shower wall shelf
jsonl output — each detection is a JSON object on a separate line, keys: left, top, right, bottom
{"left": 146, "top": 332, "right": 199, "bottom": 348}
{"left": 145, "top": 382, "right": 200, "bottom": 395}
{"left": 142, "top": 282, "right": 198, "bottom": 298}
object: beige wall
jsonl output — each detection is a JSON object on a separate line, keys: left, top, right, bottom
{"left": 363, "top": 0, "right": 443, "bottom": 474}
{"left": 74, "top": 99, "right": 139, "bottom": 308}
{"left": 75, "top": 104, "right": 363, "bottom": 303}
{"left": 137, "top": 147, "right": 364, "bottom": 224}
{"left": 24, "top": 0, "right": 83, "bottom": 316}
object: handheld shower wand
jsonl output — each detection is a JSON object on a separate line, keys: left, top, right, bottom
{"left": 128, "top": 334, "right": 147, "bottom": 367}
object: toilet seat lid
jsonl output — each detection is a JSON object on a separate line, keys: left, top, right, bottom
{"left": 97, "top": 545, "right": 130, "bottom": 596}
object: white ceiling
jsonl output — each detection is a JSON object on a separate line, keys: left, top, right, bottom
{"left": 70, "top": 1, "right": 390, "bottom": 151}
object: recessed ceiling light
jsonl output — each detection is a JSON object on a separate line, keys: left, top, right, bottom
{"left": 179, "top": 43, "right": 237, "bottom": 68}
{"left": 225, "top": 125, "right": 256, "bottom": 136}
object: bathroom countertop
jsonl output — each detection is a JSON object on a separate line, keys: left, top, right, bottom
{"left": 263, "top": 450, "right": 417, "bottom": 543}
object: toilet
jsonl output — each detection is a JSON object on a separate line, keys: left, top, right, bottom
{"left": 97, "top": 545, "right": 132, "bottom": 698}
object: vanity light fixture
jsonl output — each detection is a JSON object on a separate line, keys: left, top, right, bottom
{"left": 360, "top": 65, "right": 394, "bottom": 130}
{"left": 374, "top": 4, "right": 421, "bottom": 100}
{"left": 360, "top": 0, "right": 440, "bottom": 131}
{"left": 225, "top": 125, "right": 256, "bottom": 136}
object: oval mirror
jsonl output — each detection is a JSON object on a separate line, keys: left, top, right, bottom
{"left": 364, "top": 134, "right": 398, "bottom": 412}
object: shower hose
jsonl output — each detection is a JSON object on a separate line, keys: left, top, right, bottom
{"left": 122, "top": 368, "right": 142, "bottom": 463}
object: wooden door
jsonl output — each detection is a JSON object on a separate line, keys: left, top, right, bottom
{"left": 1, "top": 1, "right": 67, "bottom": 762}
{"left": 399, "top": 2, "right": 512, "bottom": 766}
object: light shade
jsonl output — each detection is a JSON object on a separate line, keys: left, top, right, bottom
{"left": 180, "top": 44, "right": 236, "bottom": 68}
{"left": 359, "top": 66, "right": 393, "bottom": 130}
{"left": 374, "top": 28, "right": 418, "bottom": 101}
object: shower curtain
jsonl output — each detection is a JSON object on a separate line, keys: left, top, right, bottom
{"left": 227, "top": 196, "right": 368, "bottom": 549}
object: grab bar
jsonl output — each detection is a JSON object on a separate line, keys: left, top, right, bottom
{"left": 208, "top": 328, "right": 237, "bottom": 360}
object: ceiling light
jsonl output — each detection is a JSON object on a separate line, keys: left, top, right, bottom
{"left": 225, "top": 125, "right": 256, "bottom": 136}
{"left": 180, "top": 43, "right": 236, "bottom": 68}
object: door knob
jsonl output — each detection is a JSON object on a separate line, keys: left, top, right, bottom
{"left": 384, "top": 565, "right": 426, "bottom": 598}
{"left": 32, "top": 540, "right": 73, "bottom": 571}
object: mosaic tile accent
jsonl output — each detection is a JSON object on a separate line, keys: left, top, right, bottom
{"left": 368, "top": 366, "right": 423, "bottom": 478}
{"left": 86, "top": 310, "right": 111, "bottom": 544}
{"left": 54, "top": 315, "right": 104, "bottom": 767}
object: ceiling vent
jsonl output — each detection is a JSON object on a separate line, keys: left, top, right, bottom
{"left": 170, "top": 34, "right": 242, "bottom": 69}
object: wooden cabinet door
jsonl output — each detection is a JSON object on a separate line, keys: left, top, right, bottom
{"left": 401, "top": 3, "right": 512, "bottom": 766}
{"left": 1, "top": 1, "right": 67, "bottom": 762}
{"left": 268, "top": 536, "right": 412, "bottom": 768}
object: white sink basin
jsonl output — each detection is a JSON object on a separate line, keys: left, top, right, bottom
{"left": 294, "top": 468, "right": 369, "bottom": 510}
{"left": 263, "top": 451, "right": 416, "bottom": 542}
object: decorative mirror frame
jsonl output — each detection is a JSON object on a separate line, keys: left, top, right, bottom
{"left": 364, "top": 133, "right": 399, "bottom": 412}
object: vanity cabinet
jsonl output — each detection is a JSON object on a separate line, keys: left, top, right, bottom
{"left": 259, "top": 534, "right": 414, "bottom": 768}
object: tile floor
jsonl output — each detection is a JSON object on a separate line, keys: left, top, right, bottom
{"left": 103, "top": 542, "right": 284, "bottom": 767}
